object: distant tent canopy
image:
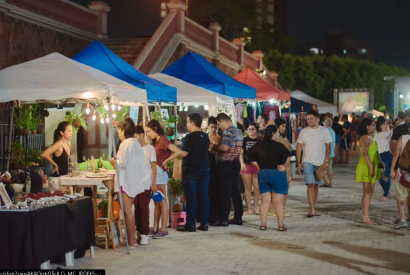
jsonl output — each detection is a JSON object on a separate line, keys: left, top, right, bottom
{"left": 234, "top": 67, "right": 290, "bottom": 101}
{"left": 291, "top": 90, "right": 337, "bottom": 115}
{"left": 73, "top": 41, "right": 176, "bottom": 103}
{"left": 162, "top": 52, "right": 256, "bottom": 99}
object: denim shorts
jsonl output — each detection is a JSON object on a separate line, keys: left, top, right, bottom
{"left": 303, "top": 162, "right": 322, "bottom": 185}
{"left": 258, "top": 169, "right": 288, "bottom": 195}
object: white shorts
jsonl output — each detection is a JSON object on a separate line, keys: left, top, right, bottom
{"left": 156, "top": 166, "right": 169, "bottom": 185}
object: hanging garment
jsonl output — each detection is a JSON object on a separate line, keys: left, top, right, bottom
{"left": 248, "top": 105, "right": 254, "bottom": 123}
{"left": 264, "top": 105, "right": 280, "bottom": 121}
{"left": 243, "top": 103, "right": 248, "bottom": 118}
{"left": 235, "top": 104, "right": 245, "bottom": 121}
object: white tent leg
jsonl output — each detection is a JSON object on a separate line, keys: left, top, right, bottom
{"left": 110, "top": 107, "right": 129, "bottom": 254}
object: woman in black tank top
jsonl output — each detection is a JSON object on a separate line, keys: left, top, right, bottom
{"left": 41, "top": 121, "right": 73, "bottom": 176}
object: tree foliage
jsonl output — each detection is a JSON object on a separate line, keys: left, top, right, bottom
{"left": 264, "top": 50, "right": 410, "bottom": 111}
{"left": 188, "top": 0, "right": 294, "bottom": 51}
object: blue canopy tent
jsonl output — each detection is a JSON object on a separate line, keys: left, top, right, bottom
{"left": 73, "top": 41, "right": 177, "bottom": 103}
{"left": 162, "top": 52, "right": 256, "bottom": 99}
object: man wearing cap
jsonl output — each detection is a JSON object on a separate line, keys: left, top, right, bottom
{"left": 390, "top": 109, "right": 410, "bottom": 229}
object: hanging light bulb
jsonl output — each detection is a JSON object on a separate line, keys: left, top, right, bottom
{"left": 117, "top": 105, "right": 121, "bottom": 111}
{"left": 104, "top": 102, "right": 109, "bottom": 110}
{"left": 112, "top": 113, "right": 116, "bottom": 119}
{"left": 92, "top": 111, "right": 96, "bottom": 121}
{"left": 105, "top": 114, "right": 110, "bottom": 124}
{"left": 100, "top": 118, "right": 105, "bottom": 124}
{"left": 111, "top": 103, "right": 116, "bottom": 110}
{"left": 86, "top": 103, "right": 90, "bottom": 115}
{"left": 269, "top": 98, "right": 274, "bottom": 104}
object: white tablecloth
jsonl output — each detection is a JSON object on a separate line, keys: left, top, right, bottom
{"left": 60, "top": 177, "right": 108, "bottom": 186}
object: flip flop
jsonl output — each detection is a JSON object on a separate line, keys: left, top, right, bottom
{"left": 284, "top": 213, "right": 291, "bottom": 217}
{"left": 306, "top": 213, "right": 314, "bottom": 218}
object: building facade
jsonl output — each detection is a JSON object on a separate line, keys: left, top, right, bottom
{"left": 296, "top": 30, "right": 373, "bottom": 60}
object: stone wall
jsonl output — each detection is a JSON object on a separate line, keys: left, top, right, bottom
{"left": 0, "top": 11, "right": 91, "bottom": 70}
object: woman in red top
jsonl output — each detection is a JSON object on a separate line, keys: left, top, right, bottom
{"left": 145, "top": 120, "right": 182, "bottom": 239}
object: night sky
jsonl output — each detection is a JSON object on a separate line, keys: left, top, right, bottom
{"left": 288, "top": 0, "right": 410, "bottom": 70}
{"left": 73, "top": 0, "right": 410, "bottom": 71}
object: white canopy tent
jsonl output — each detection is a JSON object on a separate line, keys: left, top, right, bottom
{"left": 0, "top": 52, "right": 149, "bottom": 254}
{"left": 0, "top": 53, "right": 148, "bottom": 106}
{"left": 149, "top": 73, "right": 234, "bottom": 116}
{"left": 291, "top": 90, "right": 338, "bottom": 116}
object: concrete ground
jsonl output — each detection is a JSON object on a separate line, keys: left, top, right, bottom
{"left": 62, "top": 151, "right": 410, "bottom": 275}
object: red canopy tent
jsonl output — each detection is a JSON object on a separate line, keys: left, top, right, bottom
{"left": 234, "top": 67, "right": 290, "bottom": 101}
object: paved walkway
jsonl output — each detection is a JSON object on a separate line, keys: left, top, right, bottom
{"left": 63, "top": 151, "right": 410, "bottom": 275}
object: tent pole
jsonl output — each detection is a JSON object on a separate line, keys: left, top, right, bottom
{"left": 174, "top": 104, "right": 178, "bottom": 145}
{"left": 6, "top": 105, "right": 14, "bottom": 171}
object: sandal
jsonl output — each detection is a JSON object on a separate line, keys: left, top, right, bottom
{"left": 278, "top": 225, "right": 287, "bottom": 231}
{"left": 268, "top": 212, "right": 277, "bottom": 217}
{"left": 245, "top": 209, "right": 254, "bottom": 215}
{"left": 306, "top": 213, "right": 314, "bottom": 218}
{"left": 260, "top": 225, "right": 267, "bottom": 231}
{"left": 254, "top": 210, "right": 260, "bottom": 215}
{"left": 284, "top": 213, "right": 291, "bottom": 217}
{"left": 362, "top": 216, "right": 376, "bottom": 225}
{"left": 314, "top": 213, "right": 321, "bottom": 217}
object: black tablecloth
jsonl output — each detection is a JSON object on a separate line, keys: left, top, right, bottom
{"left": 0, "top": 197, "right": 95, "bottom": 269}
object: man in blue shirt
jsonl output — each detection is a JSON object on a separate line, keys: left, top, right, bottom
{"left": 321, "top": 118, "right": 336, "bottom": 187}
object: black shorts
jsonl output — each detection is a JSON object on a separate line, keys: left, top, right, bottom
{"left": 340, "top": 139, "right": 351, "bottom": 150}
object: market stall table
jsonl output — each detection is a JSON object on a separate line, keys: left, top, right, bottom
{"left": 0, "top": 197, "right": 95, "bottom": 269}
{"left": 60, "top": 176, "right": 113, "bottom": 220}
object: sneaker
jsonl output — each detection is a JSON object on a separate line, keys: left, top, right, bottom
{"left": 139, "top": 235, "right": 149, "bottom": 245}
{"left": 393, "top": 220, "right": 408, "bottom": 229}
{"left": 378, "top": 196, "right": 388, "bottom": 202}
{"left": 153, "top": 230, "right": 170, "bottom": 239}
{"left": 148, "top": 228, "right": 157, "bottom": 237}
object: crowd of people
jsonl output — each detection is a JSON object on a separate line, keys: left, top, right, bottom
{"left": 44, "top": 108, "right": 410, "bottom": 249}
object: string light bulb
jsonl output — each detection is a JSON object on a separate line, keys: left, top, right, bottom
{"left": 92, "top": 111, "right": 96, "bottom": 121}
{"left": 104, "top": 103, "right": 109, "bottom": 110}
{"left": 117, "top": 105, "right": 121, "bottom": 111}
{"left": 100, "top": 118, "right": 105, "bottom": 124}
{"left": 112, "top": 113, "right": 116, "bottom": 119}
{"left": 111, "top": 104, "right": 116, "bottom": 110}
{"left": 105, "top": 114, "right": 110, "bottom": 124}
{"left": 86, "top": 103, "right": 90, "bottom": 115}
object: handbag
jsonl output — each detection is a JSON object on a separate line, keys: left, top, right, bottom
{"left": 314, "top": 163, "right": 328, "bottom": 181}
{"left": 172, "top": 158, "right": 182, "bottom": 179}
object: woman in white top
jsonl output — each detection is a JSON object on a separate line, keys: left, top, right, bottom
{"left": 110, "top": 118, "right": 144, "bottom": 248}
{"left": 374, "top": 116, "right": 392, "bottom": 201}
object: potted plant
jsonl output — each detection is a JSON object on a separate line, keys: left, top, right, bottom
{"left": 98, "top": 199, "right": 108, "bottom": 218}
{"left": 168, "top": 177, "right": 184, "bottom": 212}
{"left": 14, "top": 106, "right": 24, "bottom": 135}
{"left": 29, "top": 104, "right": 42, "bottom": 134}
{"left": 65, "top": 110, "right": 88, "bottom": 132}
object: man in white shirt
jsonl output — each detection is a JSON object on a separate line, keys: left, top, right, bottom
{"left": 297, "top": 110, "right": 332, "bottom": 217}
{"left": 134, "top": 126, "right": 157, "bottom": 244}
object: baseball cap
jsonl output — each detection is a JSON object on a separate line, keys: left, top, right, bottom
{"left": 151, "top": 187, "right": 165, "bottom": 203}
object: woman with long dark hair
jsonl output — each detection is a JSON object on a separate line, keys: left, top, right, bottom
{"left": 246, "top": 125, "right": 291, "bottom": 231}
{"left": 240, "top": 122, "right": 260, "bottom": 215}
{"left": 145, "top": 119, "right": 182, "bottom": 239}
{"left": 41, "top": 121, "right": 73, "bottom": 177}
{"left": 356, "top": 118, "right": 381, "bottom": 224}
{"left": 374, "top": 116, "right": 392, "bottom": 201}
